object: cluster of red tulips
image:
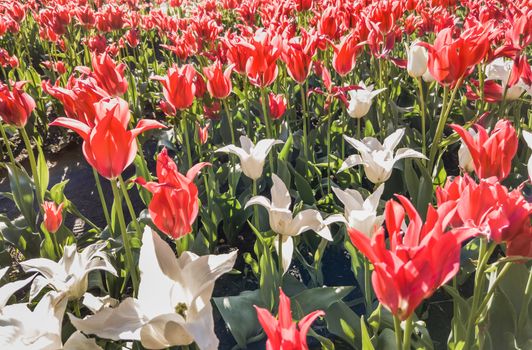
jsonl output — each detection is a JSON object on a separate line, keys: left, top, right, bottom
{"left": 0, "top": 0, "right": 530, "bottom": 349}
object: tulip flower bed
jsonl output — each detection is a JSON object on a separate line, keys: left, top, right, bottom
{"left": 0, "top": 0, "right": 531, "bottom": 349}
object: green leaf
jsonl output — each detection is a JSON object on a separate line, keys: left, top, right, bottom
{"left": 36, "top": 142, "right": 49, "bottom": 200}
{"left": 213, "top": 289, "right": 264, "bottom": 349}
{"left": 6, "top": 164, "right": 36, "bottom": 230}
{"left": 278, "top": 133, "right": 293, "bottom": 161}
{"left": 290, "top": 165, "right": 315, "bottom": 205}
{"left": 325, "top": 301, "right": 362, "bottom": 348}
{"left": 291, "top": 286, "right": 354, "bottom": 319}
{"left": 361, "top": 316, "right": 376, "bottom": 350}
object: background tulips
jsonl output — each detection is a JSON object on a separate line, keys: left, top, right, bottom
{"left": 0, "top": 0, "right": 530, "bottom": 349}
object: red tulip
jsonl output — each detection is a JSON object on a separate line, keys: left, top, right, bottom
{"left": 90, "top": 52, "right": 128, "bottom": 96}
{"left": 348, "top": 196, "right": 474, "bottom": 320}
{"left": 294, "top": 0, "right": 312, "bottom": 11}
{"left": 152, "top": 64, "right": 196, "bottom": 111}
{"left": 437, "top": 176, "right": 532, "bottom": 257}
{"left": 224, "top": 34, "right": 250, "bottom": 75}
{"left": 451, "top": 119, "right": 518, "bottom": 181}
{"left": 50, "top": 97, "right": 165, "bottom": 179}
{"left": 135, "top": 148, "right": 210, "bottom": 239}
{"left": 281, "top": 29, "right": 318, "bottom": 84}
{"left": 332, "top": 32, "right": 362, "bottom": 77}
{"left": 420, "top": 25, "right": 490, "bottom": 87}
{"left": 267, "top": 93, "right": 287, "bottom": 120}
{"left": 0, "top": 81, "right": 35, "bottom": 128}
{"left": 42, "top": 76, "right": 109, "bottom": 127}
{"left": 255, "top": 288, "right": 324, "bottom": 350}
{"left": 238, "top": 29, "right": 282, "bottom": 88}
{"left": 203, "top": 60, "right": 233, "bottom": 99}
{"left": 42, "top": 201, "right": 64, "bottom": 234}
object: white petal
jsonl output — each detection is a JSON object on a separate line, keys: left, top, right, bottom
{"left": 338, "top": 154, "right": 364, "bottom": 173}
{"left": 139, "top": 313, "right": 192, "bottom": 349}
{"left": 252, "top": 139, "right": 284, "bottom": 160}
{"left": 63, "top": 331, "right": 103, "bottom": 350}
{"left": 332, "top": 187, "right": 363, "bottom": 212}
{"left": 528, "top": 156, "right": 532, "bottom": 180}
{"left": 215, "top": 144, "right": 249, "bottom": 160}
{"left": 290, "top": 209, "right": 324, "bottom": 236}
{"left": 0, "top": 274, "right": 34, "bottom": 308}
{"left": 20, "top": 258, "right": 64, "bottom": 281}
{"left": 274, "top": 235, "right": 293, "bottom": 274}
{"left": 369, "top": 88, "right": 386, "bottom": 100}
{"left": 69, "top": 298, "right": 146, "bottom": 341}
{"left": 383, "top": 129, "right": 405, "bottom": 151}
{"left": 181, "top": 303, "right": 219, "bottom": 350}
{"left": 364, "top": 183, "right": 384, "bottom": 212}
{"left": 394, "top": 148, "right": 428, "bottom": 161}
{"left": 271, "top": 173, "right": 291, "bottom": 209}
{"left": 82, "top": 293, "right": 118, "bottom": 313}
{"left": 343, "top": 135, "right": 371, "bottom": 153}
{"left": 523, "top": 130, "right": 532, "bottom": 150}
{"left": 244, "top": 195, "right": 271, "bottom": 210}
{"left": 239, "top": 135, "right": 254, "bottom": 154}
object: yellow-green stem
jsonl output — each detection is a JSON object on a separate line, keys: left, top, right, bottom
{"left": 20, "top": 127, "right": 43, "bottom": 207}
{"left": 92, "top": 167, "right": 112, "bottom": 235}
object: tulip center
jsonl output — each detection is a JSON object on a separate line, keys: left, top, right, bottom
{"left": 174, "top": 302, "right": 188, "bottom": 318}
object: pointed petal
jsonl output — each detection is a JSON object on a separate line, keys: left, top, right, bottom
{"left": 332, "top": 186, "right": 363, "bottom": 211}
{"left": 383, "top": 129, "right": 405, "bottom": 151}
{"left": 278, "top": 288, "right": 293, "bottom": 329}
{"left": 186, "top": 162, "right": 211, "bottom": 181}
{"left": 364, "top": 184, "right": 384, "bottom": 212}
{"left": 245, "top": 195, "right": 272, "bottom": 210}
{"left": 271, "top": 174, "right": 291, "bottom": 209}
{"left": 63, "top": 331, "right": 103, "bottom": 350}
{"left": 290, "top": 209, "right": 324, "bottom": 236}
{"left": 252, "top": 139, "right": 284, "bottom": 160}
{"left": 343, "top": 135, "right": 371, "bottom": 153}
{"left": 338, "top": 155, "right": 363, "bottom": 172}
{"left": 255, "top": 306, "right": 280, "bottom": 347}
{"left": 0, "top": 274, "right": 34, "bottom": 308}
{"left": 298, "top": 310, "right": 325, "bottom": 348}
{"left": 523, "top": 130, "right": 532, "bottom": 149}
{"left": 274, "top": 235, "right": 294, "bottom": 274}
{"left": 239, "top": 135, "right": 254, "bottom": 153}
{"left": 215, "top": 144, "right": 248, "bottom": 160}
{"left": 139, "top": 313, "right": 192, "bottom": 349}
{"left": 131, "top": 119, "right": 166, "bottom": 138}
{"left": 49, "top": 118, "right": 91, "bottom": 140}
{"left": 69, "top": 298, "right": 146, "bottom": 341}
{"left": 394, "top": 148, "right": 428, "bottom": 161}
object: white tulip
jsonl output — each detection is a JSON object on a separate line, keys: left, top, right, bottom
{"left": 0, "top": 266, "right": 34, "bottom": 310}
{"left": 422, "top": 68, "right": 436, "bottom": 83}
{"left": 485, "top": 58, "right": 525, "bottom": 100}
{"left": 0, "top": 291, "right": 101, "bottom": 350}
{"left": 339, "top": 129, "right": 427, "bottom": 184}
{"left": 407, "top": 41, "right": 428, "bottom": 78}
{"left": 70, "top": 228, "right": 237, "bottom": 350}
{"left": 347, "top": 82, "right": 386, "bottom": 119}
{"left": 216, "top": 135, "right": 284, "bottom": 180}
{"left": 523, "top": 130, "right": 532, "bottom": 180}
{"left": 245, "top": 174, "right": 343, "bottom": 273}
{"left": 332, "top": 184, "right": 384, "bottom": 237}
{"left": 20, "top": 242, "right": 117, "bottom": 301}
{"left": 458, "top": 128, "right": 476, "bottom": 173}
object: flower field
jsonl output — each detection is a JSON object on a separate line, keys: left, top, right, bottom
{"left": 0, "top": 0, "right": 531, "bottom": 349}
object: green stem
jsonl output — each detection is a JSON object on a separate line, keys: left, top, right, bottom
{"left": 252, "top": 180, "right": 259, "bottom": 229}
{"left": 222, "top": 99, "right": 235, "bottom": 145}
{"left": 300, "top": 84, "right": 309, "bottom": 160}
{"left": 92, "top": 167, "right": 112, "bottom": 235}
{"left": 260, "top": 88, "right": 274, "bottom": 173}
{"left": 517, "top": 267, "right": 532, "bottom": 332}
{"left": 278, "top": 234, "right": 283, "bottom": 282}
{"left": 428, "top": 80, "right": 462, "bottom": 174}
{"left": 477, "top": 262, "right": 513, "bottom": 313}
{"left": 0, "top": 122, "right": 16, "bottom": 165}
{"left": 110, "top": 179, "right": 139, "bottom": 294}
{"left": 416, "top": 78, "right": 427, "bottom": 157}
{"left": 402, "top": 314, "right": 413, "bottom": 350}
{"left": 364, "top": 259, "right": 372, "bottom": 316}
{"left": 393, "top": 316, "right": 403, "bottom": 350}
{"left": 20, "top": 127, "right": 43, "bottom": 207}
{"left": 463, "top": 240, "right": 496, "bottom": 349}
{"left": 118, "top": 175, "right": 143, "bottom": 238}
{"left": 181, "top": 115, "right": 193, "bottom": 170}
{"left": 326, "top": 111, "right": 332, "bottom": 195}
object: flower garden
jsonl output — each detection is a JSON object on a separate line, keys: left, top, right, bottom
{"left": 0, "top": 0, "right": 531, "bottom": 349}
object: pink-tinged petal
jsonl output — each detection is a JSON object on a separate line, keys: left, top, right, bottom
{"left": 348, "top": 227, "right": 379, "bottom": 264}
{"left": 298, "top": 310, "right": 325, "bottom": 348}
{"left": 186, "top": 162, "right": 211, "bottom": 181}
{"left": 395, "top": 195, "right": 422, "bottom": 247}
{"left": 255, "top": 306, "right": 281, "bottom": 348}
{"left": 49, "top": 117, "right": 91, "bottom": 140}
{"left": 278, "top": 288, "right": 293, "bottom": 330}
{"left": 131, "top": 119, "right": 167, "bottom": 138}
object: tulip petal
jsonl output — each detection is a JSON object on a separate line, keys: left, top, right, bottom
{"left": 338, "top": 154, "right": 363, "bottom": 172}
{"left": 290, "top": 209, "right": 324, "bottom": 236}
{"left": 274, "top": 235, "right": 294, "bottom": 274}
{"left": 186, "top": 162, "right": 211, "bottom": 181}
{"left": 131, "top": 119, "right": 167, "bottom": 138}
{"left": 63, "top": 331, "right": 103, "bottom": 350}
{"left": 364, "top": 184, "right": 384, "bottom": 212}
{"left": 49, "top": 117, "right": 91, "bottom": 140}
{"left": 239, "top": 135, "right": 254, "bottom": 153}
{"left": 252, "top": 139, "right": 284, "bottom": 161}
{"left": 0, "top": 273, "right": 34, "bottom": 309}
{"left": 69, "top": 298, "right": 146, "bottom": 341}
{"left": 332, "top": 187, "right": 364, "bottom": 211}
{"left": 271, "top": 173, "right": 291, "bottom": 209}
{"left": 139, "top": 313, "right": 192, "bottom": 349}
{"left": 298, "top": 310, "right": 325, "bottom": 348}
{"left": 245, "top": 195, "right": 272, "bottom": 210}
{"left": 394, "top": 148, "right": 428, "bottom": 161}
{"left": 215, "top": 144, "right": 248, "bottom": 161}
{"left": 343, "top": 135, "right": 371, "bottom": 153}
{"left": 383, "top": 129, "right": 405, "bottom": 151}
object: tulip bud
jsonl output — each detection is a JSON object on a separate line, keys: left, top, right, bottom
{"left": 197, "top": 122, "right": 209, "bottom": 145}
{"left": 407, "top": 42, "right": 428, "bottom": 78}
{"left": 267, "top": 93, "right": 287, "bottom": 120}
{"left": 347, "top": 82, "right": 385, "bottom": 119}
{"left": 0, "top": 81, "right": 35, "bottom": 128}
{"left": 458, "top": 142, "right": 475, "bottom": 173}
{"left": 203, "top": 60, "right": 233, "bottom": 99}
{"left": 42, "top": 201, "right": 64, "bottom": 233}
